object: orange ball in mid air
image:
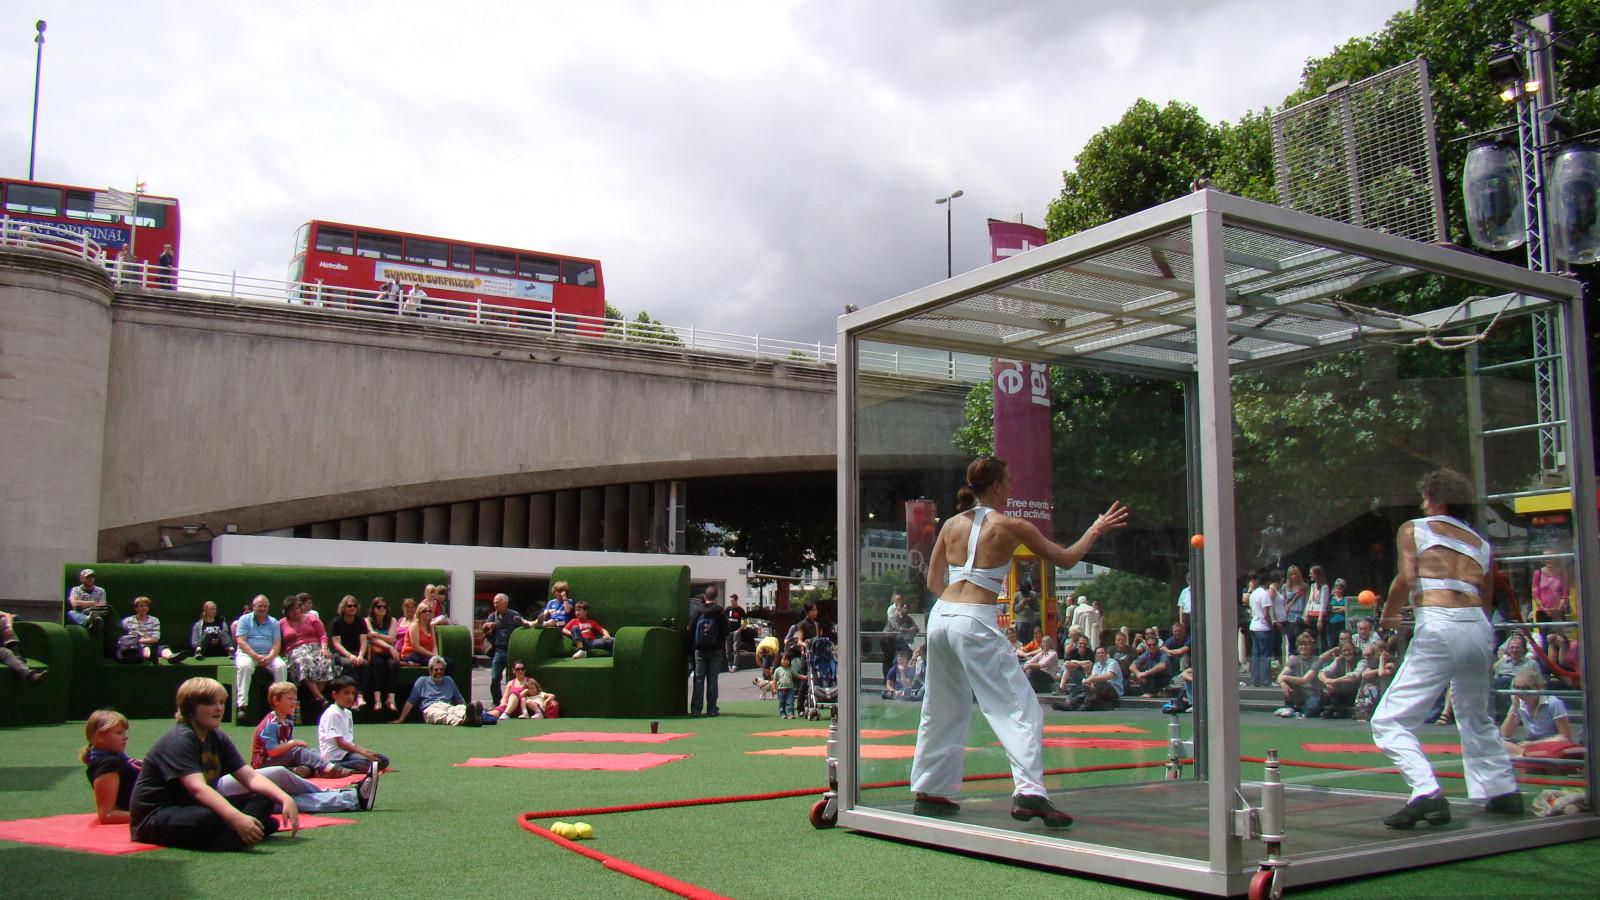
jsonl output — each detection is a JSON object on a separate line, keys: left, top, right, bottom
{"left": 1189, "top": 534, "right": 1205, "bottom": 549}
{"left": 1357, "top": 589, "right": 1378, "bottom": 606}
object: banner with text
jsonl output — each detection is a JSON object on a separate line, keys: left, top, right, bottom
{"left": 988, "top": 219, "right": 1049, "bottom": 263}
{"left": 991, "top": 359, "right": 1053, "bottom": 540}
{"left": 904, "top": 499, "right": 939, "bottom": 591}
{"left": 372, "top": 260, "right": 554, "bottom": 302}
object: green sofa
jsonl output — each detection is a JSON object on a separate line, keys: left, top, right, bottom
{"left": 508, "top": 565, "right": 688, "bottom": 718}
{"left": 0, "top": 621, "right": 72, "bottom": 726}
{"left": 59, "top": 563, "right": 469, "bottom": 721}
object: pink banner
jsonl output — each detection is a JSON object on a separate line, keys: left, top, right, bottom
{"left": 991, "top": 360, "right": 1053, "bottom": 539}
{"left": 905, "top": 500, "right": 939, "bottom": 584}
{"left": 988, "top": 220, "right": 1049, "bottom": 263}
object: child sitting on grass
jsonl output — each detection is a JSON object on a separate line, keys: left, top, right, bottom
{"left": 319, "top": 676, "right": 390, "bottom": 772}
{"left": 82, "top": 709, "right": 139, "bottom": 824}
{"left": 253, "top": 682, "right": 344, "bottom": 777}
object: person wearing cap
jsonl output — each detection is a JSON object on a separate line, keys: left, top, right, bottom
{"left": 68, "top": 568, "right": 109, "bottom": 627}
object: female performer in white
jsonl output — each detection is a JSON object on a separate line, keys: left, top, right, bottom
{"left": 910, "top": 456, "right": 1128, "bottom": 827}
{"left": 1371, "top": 468, "right": 1521, "bottom": 828}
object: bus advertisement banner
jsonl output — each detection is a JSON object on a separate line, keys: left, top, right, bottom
{"left": 372, "top": 260, "right": 554, "bottom": 302}
{"left": 10, "top": 215, "right": 130, "bottom": 249}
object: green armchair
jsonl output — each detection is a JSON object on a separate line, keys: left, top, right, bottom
{"left": 0, "top": 621, "right": 71, "bottom": 726}
{"left": 508, "top": 565, "right": 688, "bottom": 718}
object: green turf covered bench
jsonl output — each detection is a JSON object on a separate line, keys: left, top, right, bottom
{"left": 508, "top": 565, "right": 688, "bottom": 718}
{"left": 58, "top": 563, "right": 467, "bottom": 721}
{"left": 0, "top": 621, "right": 72, "bottom": 726}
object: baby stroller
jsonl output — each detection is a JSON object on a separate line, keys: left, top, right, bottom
{"left": 802, "top": 636, "right": 839, "bottom": 720}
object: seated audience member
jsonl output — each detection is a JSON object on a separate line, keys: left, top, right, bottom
{"left": 1083, "top": 646, "right": 1124, "bottom": 710}
{"left": 328, "top": 596, "right": 370, "bottom": 699}
{"left": 883, "top": 649, "right": 922, "bottom": 701}
{"left": 253, "top": 682, "right": 340, "bottom": 777}
{"left": 365, "top": 597, "right": 401, "bottom": 712}
{"left": 280, "top": 595, "right": 337, "bottom": 714}
{"left": 1128, "top": 636, "right": 1172, "bottom": 697}
{"left": 1501, "top": 669, "right": 1573, "bottom": 757}
{"left": 0, "top": 608, "right": 46, "bottom": 684}
{"left": 400, "top": 598, "right": 441, "bottom": 666}
{"left": 393, "top": 597, "right": 417, "bottom": 657}
{"left": 318, "top": 676, "right": 390, "bottom": 772}
{"left": 1535, "top": 630, "right": 1581, "bottom": 689}
{"left": 188, "top": 601, "right": 234, "bottom": 660}
{"left": 394, "top": 656, "right": 482, "bottom": 726}
{"left": 129, "top": 678, "right": 298, "bottom": 850}
{"left": 1275, "top": 633, "right": 1324, "bottom": 718}
{"left": 562, "top": 601, "right": 614, "bottom": 658}
{"left": 1059, "top": 634, "right": 1094, "bottom": 689}
{"left": 67, "top": 567, "right": 110, "bottom": 627}
{"left": 425, "top": 584, "right": 453, "bottom": 625}
{"left": 1354, "top": 641, "right": 1396, "bottom": 720}
{"left": 1021, "top": 636, "right": 1061, "bottom": 693}
{"left": 118, "top": 597, "right": 182, "bottom": 664}
{"left": 1350, "top": 617, "right": 1381, "bottom": 656}
{"left": 1109, "top": 630, "right": 1135, "bottom": 678}
{"left": 233, "top": 595, "right": 288, "bottom": 715}
{"left": 1164, "top": 621, "right": 1192, "bottom": 675}
{"left": 535, "top": 582, "right": 575, "bottom": 628}
{"left": 1493, "top": 632, "right": 1541, "bottom": 719}
{"left": 1315, "top": 640, "right": 1361, "bottom": 717}
{"left": 491, "top": 663, "right": 554, "bottom": 719}
{"left": 82, "top": 709, "right": 139, "bottom": 824}
{"left": 1163, "top": 666, "right": 1194, "bottom": 715}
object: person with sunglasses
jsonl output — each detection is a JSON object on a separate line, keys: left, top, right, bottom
{"left": 364, "top": 598, "right": 401, "bottom": 713}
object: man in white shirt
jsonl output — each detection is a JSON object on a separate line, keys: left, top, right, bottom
{"left": 1248, "top": 570, "right": 1280, "bottom": 687}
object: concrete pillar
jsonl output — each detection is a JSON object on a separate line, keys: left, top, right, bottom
{"left": 311, "top": 522, "right": 338, "bottom": 540}
{"left": 579, "top": 488, "right": 604, "bottom": 551}
{"left": 502, "top": 495, "right": 529, "bottom": 547}
{"left": 395, "top": 508, "right": 422, "bottom": 543}
{"left": 337, "top": 517, "right": 367, "bottom": 541}
{"left": 422, "top": 505, "right": 449, "bottom": 544}
{"left": 476, "top": 498, "right": 503, "bottom": 547}
{"left": 449, "top": 502, "right": 476, "bottom": 545}
{"left": 529, "top": 493, "right": 554, "bottom": 549}
{"left": 628, "top": 484, "right": 650, "bottom": 552}
{"left": 603, "top": 485, "right": 627, "bottom": 551}
{"left": 553, "top": 491, "right": 579, "bottom": 550}
{"left": 0, "top": 250, "right": 114, "bottom": 608}
{"left": 367, "top": 513, "right": 395, "bottom": 543}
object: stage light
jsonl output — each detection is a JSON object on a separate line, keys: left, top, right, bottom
{"left": 1463, "top": 140, "right": 1527, "bottom": 251}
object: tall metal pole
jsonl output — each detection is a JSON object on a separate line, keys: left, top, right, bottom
{"left": 934, "top": 189, "right": 963, "bottom": 279}
{"left": 28, "top": 20, "right": 46, "bottom": 181}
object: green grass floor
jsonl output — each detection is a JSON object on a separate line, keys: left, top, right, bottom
{"left": 2, "top": 701, "right": 1598, "bottom": 898}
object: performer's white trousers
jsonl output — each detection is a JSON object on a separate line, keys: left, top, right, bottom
{"left": 1371, "top": 606, "right": 1516, "bottom": 800}
{"left": 910, "top": 600, "right": 1045, "bottom": 798}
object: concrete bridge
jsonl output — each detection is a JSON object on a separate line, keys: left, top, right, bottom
{"left": 0, "top": 247, "right": 968, "bottom": 606}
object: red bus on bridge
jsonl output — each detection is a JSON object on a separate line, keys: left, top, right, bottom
{"left": 288, "top": 220, "right": 605, "bottom": 326}
{"left": 1, "top": 177, "right": 180, "bottom": 268}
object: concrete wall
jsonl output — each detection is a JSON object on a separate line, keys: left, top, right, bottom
{"left": 212, "top": 534, "right": 752, "bottom": 624}
{"left": 0, "top": 251, "right": 113, "bottom": 606}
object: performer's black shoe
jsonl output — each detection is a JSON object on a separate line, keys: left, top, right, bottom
{"left": 1483, "top": 791, "right": 1525, "bottom": 815}
{"left": 912, "top": 794, "right": 960, "bottom": 817}
{"left": 1010, "top": 793, "right": 1073, "bottom": 828}
{"left": 1383, "top": 791, "right": 1450, "bottom": 829}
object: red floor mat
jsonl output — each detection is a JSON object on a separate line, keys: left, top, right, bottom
{"left": 1038, "top": 738, "right": 1167, "bottom": 750}
{"left": 1042, "top": 724, "right": 1149, "bottom": 735}
{"left": 751, "top": 728, "right": 913, "bottom": 739}
{"left": 521, "top": 731, "right": 692, "bottom": 743}
{"left": 1301, "top": 742, "right": 1461, "bottom": 754}
{"left": 0, "top": 812, "right": 354, "bottom": 855}
{"left": 455, "top": 752, "right": 688, "bottom": 771}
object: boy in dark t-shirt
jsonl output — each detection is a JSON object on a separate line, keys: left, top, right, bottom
{"left": 130, "top": 677, "right": 298, "bottom": 850}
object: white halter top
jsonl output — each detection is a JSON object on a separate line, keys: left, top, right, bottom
{"left": 1411, "top": 515, "right": 1490, "bottom": 597}
{"left": 947, "top": 506, "right": 1009, "bottom": 594}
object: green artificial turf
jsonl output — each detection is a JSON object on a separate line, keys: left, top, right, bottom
{"left": 1, "top": 702, "right": 1597, "bottom": 898}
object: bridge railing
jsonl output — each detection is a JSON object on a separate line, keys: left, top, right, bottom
{"left": 0, "top": 216, "right": 104, "bottom": 262}
{"left": 6, "top": 242, "right": 986, "bottom": 383}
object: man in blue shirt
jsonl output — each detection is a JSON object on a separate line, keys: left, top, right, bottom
{"left": 394, "top": 656, "right": 481, "bottom": 726}
{"left": 481, "top": 593, "right": 532, "bottom": 706}
{"left": 1128, "top": 636, "right": 1172, "bottom": 697}
{"left": 233, "top": 595, "right": 288, "bottom": 715}
{"left": 1084, "top": 646, "right": 1124, "bottom": 710}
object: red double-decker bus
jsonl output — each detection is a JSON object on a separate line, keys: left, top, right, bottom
{"left": 1, "top": 177, "right": 180, "bottom": 267}
{"left": 288, "top": 220, "right": 605, "bottom": 324}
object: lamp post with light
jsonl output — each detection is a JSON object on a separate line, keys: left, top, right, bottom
{"left": 28, "top": 20, "right": 46, "bottom": 180}
{"left": 935, "top": 189, "right": 963, "bottom": 279}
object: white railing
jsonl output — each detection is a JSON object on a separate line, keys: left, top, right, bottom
{"left": 0, "top": 215, "right": 104, "bottom": 262}
{"left": 1, "top": 231, "right": 990, "bottom": 384}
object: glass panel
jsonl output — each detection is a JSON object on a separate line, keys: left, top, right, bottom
{"left": 475, "top": 249, "right": 514, "bottom": 275}
{"left": 64, "top": 190, "right": 112, "bottom": 221}
{"left": 130, "top": 200, "right": 167, "bottom": 229}
{"left": 405, "top": 238, "right": 449, "bottom": 267}
{"left": 850, "top": 333, "right": 1201, "bottom": 859}
{"left": 519, "top": 255, "right": 561, "bottom": 282}
{"left": 5, "top": 183, "right": 60, "bottom": 215}
{"left": 451, "top": 244, "right": 472, "bottom": 270}
{"left": 357, "top": 231, "right": 401, "bottom": 260}
{"left": 293, "top": 223, "right": 310, "bottom": 255}
{"left": 564, "top": 260, "right": 597, "bottom": 287}
{"left": 316, "top": 226, "right": 355, "bottom": 255}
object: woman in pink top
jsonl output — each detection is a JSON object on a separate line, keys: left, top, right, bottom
{"left": 280, "top": 595, "right": 336, "bottom": 708}
{"left": 1531, "top": 552, "right": 1570, "bottom": 624}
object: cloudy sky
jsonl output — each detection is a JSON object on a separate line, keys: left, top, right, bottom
{"left": 2, "top": 1, "right": 1412, "bottom": 344}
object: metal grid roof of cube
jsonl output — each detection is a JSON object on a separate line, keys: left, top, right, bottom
{"left": 842, "top": 190, "right": 1580, "bottom": 376}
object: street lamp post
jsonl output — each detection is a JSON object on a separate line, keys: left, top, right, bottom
{"left": 934, "top": 189, "right": 963, "bottom": 279}
{"left": 28, "top": 20, "right": 46, "bottom": 181}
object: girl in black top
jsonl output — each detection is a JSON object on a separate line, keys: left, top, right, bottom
{"left": 81, "top": 709, "right": 140, "bottom": 824}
